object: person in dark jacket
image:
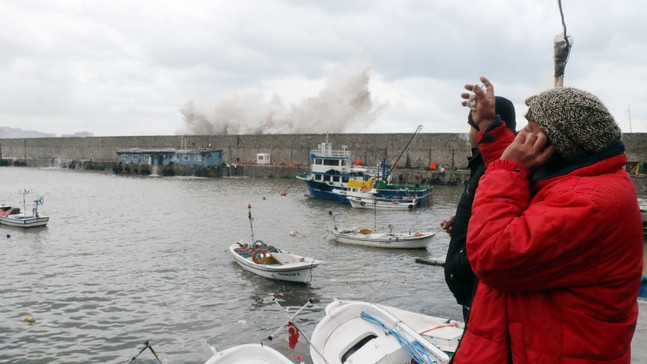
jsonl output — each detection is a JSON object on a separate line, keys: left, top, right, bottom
{"left": 441, "top": 96, "right": 516, "bottom": 322}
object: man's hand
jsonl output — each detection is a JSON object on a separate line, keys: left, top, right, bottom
{"left": 440, "top": 216, "right": 455, "bottom": 236}
{"left": 461, "top": 76, "right": 496, "bottom": 131}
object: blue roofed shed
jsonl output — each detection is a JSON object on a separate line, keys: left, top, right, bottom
{"left": 116, "top": 148, "right": 225, "bottom": 167}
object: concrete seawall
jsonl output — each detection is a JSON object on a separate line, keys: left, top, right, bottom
{"left": 1, "top": 133, "right": 646, "bottom": 182}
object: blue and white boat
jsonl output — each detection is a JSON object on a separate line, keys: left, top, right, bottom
{"left": 296, "top": 141, "right": 377, "bottom": 203}
{"left": 0, "top": 192, "right": 49, "bottom": 228}
{"left": 296, "top": 140, "right": 432, "bottom": 204}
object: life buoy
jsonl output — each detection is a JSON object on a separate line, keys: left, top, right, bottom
{"left": 252, "top": 249, "right": 268, "bottom": 264}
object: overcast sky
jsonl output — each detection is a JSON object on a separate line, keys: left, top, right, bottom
{"left": 1, "top": 0, "right": 645, "bottom": 137}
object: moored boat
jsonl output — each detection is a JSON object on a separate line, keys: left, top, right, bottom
{"left": 347, "top": 195, "right": 419, "bottom": 210}
{"left": 204, "top": 343, "right": 295, "bottom": 364}
{"left": 0, "top": 192, "right": 49, "bottom": 228}
{"left": 310, "top": 299, "right": 462, "bottom": 364}
{"left": 333, "top": 176, "right": 429, "bottom": 209}
{"left": 229, "top": 242, "right": 321, "bottom": 284}
{"left": 295, "top": 140, "right": 377, "bottom": 203}
{"left": 229, "top": 205, "right": 322, "bottom": 284}
{"left": 296, "top": 134, "right": 432, "bottom": 205}
{"left": 331, "top": 226, "right": 435, "bottom": 249}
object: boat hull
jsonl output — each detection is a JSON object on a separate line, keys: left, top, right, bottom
{"left": 331, "top": 230, "right": 434, "bottom": 249}
{"left": 0, "top": 215, "right": 49, "bottom": 228}
{"left": 310, "top": 300, "right": 458, "bottom": 364}
{"left": 204, "top": 343, "right": 295, "bottom": 364}
{"left": 302, "top": 178, "right": 432, "bottom": 205}
{"left": 229, "top": 244, "right": 321, "bottom": 284}
{"left": 300, "top": 179, "right": 350, "bottom": 203}
{"left": 347, "top": 197, "right": 417, "bottom": 210}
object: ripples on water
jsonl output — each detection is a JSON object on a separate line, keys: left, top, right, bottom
{"left": 1, "top": 168, "right": 645, "bottom": 363}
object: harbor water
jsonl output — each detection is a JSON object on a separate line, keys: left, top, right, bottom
{"left": 1, "top": 168, "right": 646, "bottom": 364}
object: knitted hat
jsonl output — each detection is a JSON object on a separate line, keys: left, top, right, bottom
{"left": 525, "top": 87, "right": 621, "bottom": 162}
{"left": 468, "top": 96, "right": 516, "bottom": 131}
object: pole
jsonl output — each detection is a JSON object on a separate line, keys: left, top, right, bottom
{"left": 272, "top": 299, "right": 330, "bottom": 364}
{"left": 248, "top": 204, "right": 255, "bottom": 243}
{"left": 554, "top": 0, "right": 572, "bottom": 88}
{"left": 267, "top": 298, "right": 313, "bottom": 341}
{"left": 386, "top": 125, "right": 422, "bottom": 180}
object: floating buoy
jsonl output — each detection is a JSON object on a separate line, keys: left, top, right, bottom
{"left": 24, "top": 316, "right": 36, "bottom": 324}
{"left": 289, "top": 231, "right": 297, "bottom": 237}
{"left": 280, "top": 191, "right": 287, "bottom": 196}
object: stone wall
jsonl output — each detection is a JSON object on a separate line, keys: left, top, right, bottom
{"left": 1, "top": 132, "right": 646, "bottom": 173}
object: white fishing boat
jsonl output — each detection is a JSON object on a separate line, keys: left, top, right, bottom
{"left": 229, "top": 205, "right": 322, "bottom": 284}
{"left": 0, "top": 191, "right": 49, "bottom": 228}
{"left": 328, "top": 210, "right": 434, "bottom": 249}
{"left": 229, "top": 242, "right": 321, "bottom": 284}
{"left": 333, "top": 176, "right": 427, "bottom": 210}
{"left": 347, "top": 195, "right": 419, "bottom": 210}
{"left": 310, "top": 299, "right": 463, "bottom": 364}
{"left": 204, "top": 343, "right": 295, "bottom": 364}
{"left": 331, "top": 226, "right": 434, "bottom": 249}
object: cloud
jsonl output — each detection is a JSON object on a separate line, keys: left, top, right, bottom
{"left": 0, "top": 0, "right": 646, "bottom": 136}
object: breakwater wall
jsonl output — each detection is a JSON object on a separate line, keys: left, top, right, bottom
{"left": 1, "top": 133, "right": 646, "bottom": 181}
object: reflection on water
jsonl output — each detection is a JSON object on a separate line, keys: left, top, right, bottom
{"left": 0, "top": 168, "right": 645, "bottom": 363}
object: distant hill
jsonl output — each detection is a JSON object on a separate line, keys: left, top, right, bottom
{"left": 0, "top": 127, "right": 93, "bottom": 138}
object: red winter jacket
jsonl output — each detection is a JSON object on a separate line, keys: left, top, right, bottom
{"left": 452, "top": 123, "right": 644, "bottom": 363}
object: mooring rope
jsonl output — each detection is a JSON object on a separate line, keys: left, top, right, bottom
{"left": 360, "top": 311, "right": 437, "bottom": 364}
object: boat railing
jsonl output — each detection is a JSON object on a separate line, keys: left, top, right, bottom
{"left": 309, "top": 149, "right": 351, "bottom": 158}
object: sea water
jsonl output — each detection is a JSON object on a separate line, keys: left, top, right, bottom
{"left": 0, "top": 167, "right": 645, "bottom": 363}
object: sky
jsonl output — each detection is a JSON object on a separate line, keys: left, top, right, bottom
{"left": 0, "top": 0, "right": 645, "bottom": 137}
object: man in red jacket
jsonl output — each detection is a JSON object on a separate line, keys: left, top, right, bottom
{"left": 451, "top": 76, "right": 643, "bottom": 363}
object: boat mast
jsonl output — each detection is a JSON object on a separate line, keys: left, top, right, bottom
{"left": 21, "top": 189, "right": 28, "bottom": 214}
{"left": 248, "top": 204, "right": 255, "bottom": 243}
{"left": 385, "top": 125, "right": 422, "bottom": 180}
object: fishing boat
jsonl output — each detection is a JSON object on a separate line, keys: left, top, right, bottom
{"left": 295, "top": 140, "right": 377, "bottom": 203}
{"left": 347, "top": 195, "right": 419, "bottom": 210}
{"left": 0, "top": 191, "right": 49, "bottom": 228}
{"left": 296, "top": 128, "right": 432, "bottom": 204}
{"left": 204, "top": 343, "right": 296, "bottom": 364}
{"left": 329, "top": 211, "right": 434, "bottom": 249}
{"left": 229, "top": 205, "right": 322, "bottom": 284}
{"left": 310, "top": 299, "right": 463, "bottom": 364}
{"left": 332, "top": 176, "right": 425, "bottom": 210}
{"left": 331, "top": 226, "right": 434, "bottom": 249}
